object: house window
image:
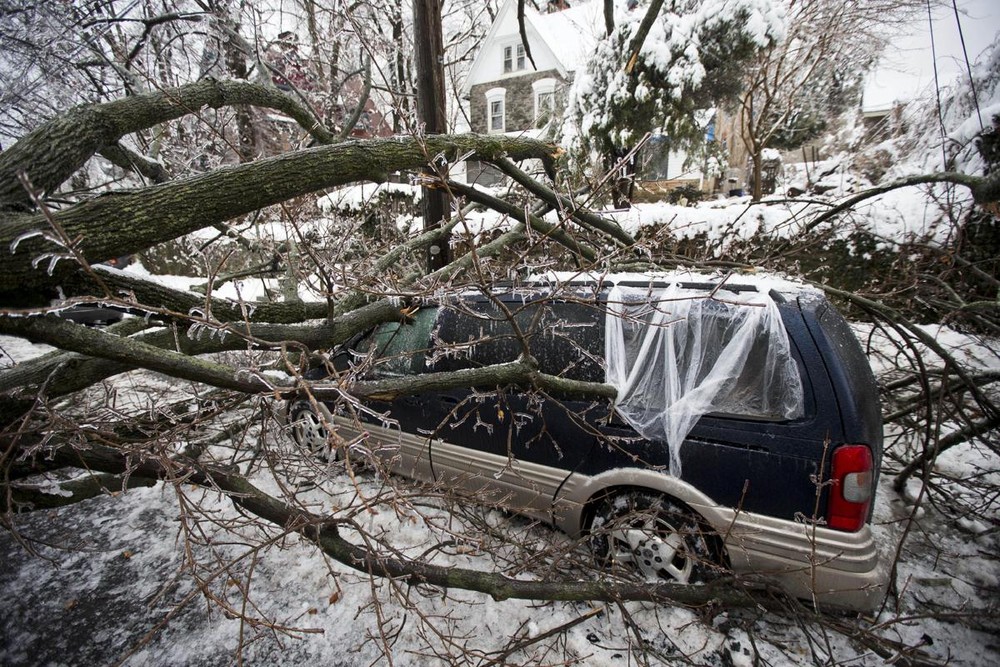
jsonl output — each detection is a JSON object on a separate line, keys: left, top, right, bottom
{"left": 535, "top": 92, "right": 553, "bottom": 126}
{"left": 490, "top": 100, "right": 504, "bottom": 132}
{"left": 532, "top": 78, "right": 557, "bottom": 128}
{"left": 503, "top": 43, "right": 525, "bottom": 74}
{"left": 486, "top": 88, "right": 506, "bottom": 133}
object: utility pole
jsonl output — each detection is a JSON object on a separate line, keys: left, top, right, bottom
{"left": 412, "top": 0, "right": 451, "bottom": 271}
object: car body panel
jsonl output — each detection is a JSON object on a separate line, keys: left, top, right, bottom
{"left": 331, "top": 412, "right": 888, "bottom": 611}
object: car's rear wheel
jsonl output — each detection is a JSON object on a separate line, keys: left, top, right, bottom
{"left": 588, "top": 491, "right": 721, "bottom": 584}
{"left": 287, "top": 400, "right": 334, "bottom": 461}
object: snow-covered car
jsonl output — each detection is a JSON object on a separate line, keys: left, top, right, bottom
{"left": 287, "top": 274, "right": 888, "bottom": 610}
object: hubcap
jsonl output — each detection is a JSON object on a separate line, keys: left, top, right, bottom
{"left": 291, "top": 406, "right": 329, "bottom": 456}
{"left": 607, "top": 520, "right": 693, "bottom": 584}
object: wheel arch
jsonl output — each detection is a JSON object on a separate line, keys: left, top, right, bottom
{"left": 562, "top": 470, "right": 731, "bottom": 564}
{"left": 579, "top": 482, "right": 732, "bottom": 574}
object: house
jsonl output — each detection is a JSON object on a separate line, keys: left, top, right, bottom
{"left": 461, "top": 0, "right": 603, "bottom": 185}
{"left": 461, "top": 0, "right": 705, "bottom": 192}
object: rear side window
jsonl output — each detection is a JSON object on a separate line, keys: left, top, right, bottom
{"left": 430, "top": 298, "right": 604, "bottom": 382}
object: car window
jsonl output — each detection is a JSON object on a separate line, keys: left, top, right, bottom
{"left": 363, "top": 307, "right": 438, "bottom": 377}
{"left": 698, "top": 302, "right": 804, "bottom": 420}
{"left": 429, "top": 298, "right": 603, "bottom": 382}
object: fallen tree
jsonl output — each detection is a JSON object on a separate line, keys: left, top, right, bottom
{"left": 1, "top": 79, "right": 997, "bottom": 665}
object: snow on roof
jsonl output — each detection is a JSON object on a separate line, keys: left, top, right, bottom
{"left": 523, "top": 270, "right": 819, "bottom": 298}
{"left": 463, "top": 0, "right": 604, "bottom": 92}
{"left": 526, "top": 1, "right": 604, "bottom": 74}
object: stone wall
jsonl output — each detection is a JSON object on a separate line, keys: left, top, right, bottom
{"left": 468, "top": 69, "right": 569, "bottom": 133}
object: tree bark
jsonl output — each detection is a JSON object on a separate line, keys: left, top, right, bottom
{"left": 0, "top": 79, "right": 336, "bottom": 210}
{"left": 412, "top": 0, "right": 452, "bottom": 270}
{"left": 1, "top": 133, "right": 557, "bottom": 300}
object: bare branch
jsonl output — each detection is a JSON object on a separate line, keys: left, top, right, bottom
{"left": 0, "top": 79, "right": 340, "bottom": 210}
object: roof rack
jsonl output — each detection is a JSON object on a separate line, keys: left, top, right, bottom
{"left": 474, "top": 278, "right": 788, "bottom": 303}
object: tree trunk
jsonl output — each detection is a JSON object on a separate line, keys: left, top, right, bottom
{"left": 222, "top": 19, "right": 258, "bottom": 163}
{"left": 750, "top": 150, "right": 763, "bottom": 201}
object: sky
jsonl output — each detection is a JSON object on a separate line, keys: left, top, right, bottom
{"left": 863, "top": 0, "right": 1000, "bottom": 110}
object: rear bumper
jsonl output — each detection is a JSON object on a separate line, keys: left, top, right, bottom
{"left": 695, "top": 504, "right": 890, "bottom": 611}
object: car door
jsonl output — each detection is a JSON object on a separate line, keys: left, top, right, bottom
{"left": 418, "top": 295, "right": 609, "bottom": 517}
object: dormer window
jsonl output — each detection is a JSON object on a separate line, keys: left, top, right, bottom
{"left": 503, "top": 43, "right": 525, "bottom": 74}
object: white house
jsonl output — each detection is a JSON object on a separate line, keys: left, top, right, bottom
{"left": 461, "top": 0, "right": 701, "bottom": 191}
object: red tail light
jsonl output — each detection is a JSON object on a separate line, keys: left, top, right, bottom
{"left": 827, "top": 444, "right": 874, "bottom": 532}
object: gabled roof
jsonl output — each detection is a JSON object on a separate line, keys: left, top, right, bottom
{"left": 462, "top": 0, "right": 604, "bottom": 94}
{"left": 526, "top": 1, "right": 604, "bottom": 73}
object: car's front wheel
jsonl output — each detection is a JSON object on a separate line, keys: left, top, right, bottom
{"left": 287, "top": 400, "right": 334, "bottom": 461}
{"left": 588, "top": 491, "right": 721, "bottom": 584}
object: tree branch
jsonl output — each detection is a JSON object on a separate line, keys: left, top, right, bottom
{"left": 0, "top": 299, "right": 406, "bottom": 400}
{"left": 4, "top": 472, "right": 156, "bottom": 512}
{"left": 30, "top": 437, "right": 766, "bottom": 610}
{"left": 624, "top": 0, "right": 664, "bottom": 75}
{"left": 98, "top": 142, "right": 170, "bottom": 184}
{"left": 0, "top": 79, "right": 339, "bottom": 210}
{"left": 2, "top": 133, "right": 558, "bottom": 299}
{"left": 312, "top": 360, "right": 618, "bottom": 403}
{"left": 494, "top": 157, "right": 635, "bottom": 247}
{"left": 785, "top": 172, "right": 1000, "bottom": 246}
{"left": 444, "top": 180, "right": 599, "bottom": 262}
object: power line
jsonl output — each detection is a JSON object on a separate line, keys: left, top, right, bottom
{"left": 926, "top": 0, "right": 949, "bottom": 170}
{"left": 951, "top": 0, "right": 984, "bottom": 131}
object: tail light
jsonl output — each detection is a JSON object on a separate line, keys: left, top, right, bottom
{"left": 827, "top": 444, "right": 874, "bottom": 532}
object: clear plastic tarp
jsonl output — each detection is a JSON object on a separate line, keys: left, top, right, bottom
{"left": 605, "top": 284, "right": 804, "bottom": 476}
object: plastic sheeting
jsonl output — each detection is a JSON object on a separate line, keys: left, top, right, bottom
{"left": 605, "top": 284, "right": 804, "bottom": 476}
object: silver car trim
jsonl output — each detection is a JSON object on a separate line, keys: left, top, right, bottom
{"left": 320, "top": 414, "right": 887, "bottom": 610}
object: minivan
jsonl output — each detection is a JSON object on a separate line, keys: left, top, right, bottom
{"left": 287, "top": 274, "right": 888, "bottom": 610}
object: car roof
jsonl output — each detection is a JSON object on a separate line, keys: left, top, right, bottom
{"left": 456, "top": 272, "right": 821, "bottom": 307}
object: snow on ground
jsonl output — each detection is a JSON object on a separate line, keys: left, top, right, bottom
{"left": 2, "top": 306, "right": 998, "bottom": 665}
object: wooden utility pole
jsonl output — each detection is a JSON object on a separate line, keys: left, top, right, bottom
{"left": 412, "top": 0, "right": 451, "bottom": 271}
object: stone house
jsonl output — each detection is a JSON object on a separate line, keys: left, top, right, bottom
{"left": 461, "top": 0, "right": 604, "bottom": 185}
{"left": 461, "top": 0, "right": 706, "bottom": 193}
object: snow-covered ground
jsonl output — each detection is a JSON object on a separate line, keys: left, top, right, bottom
{"left": 1, "top": 286, "right": 997, "bottom": 665}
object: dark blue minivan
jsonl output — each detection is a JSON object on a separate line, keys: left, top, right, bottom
{"left": 287, "top": 274, "right": 887, "bottom": 610}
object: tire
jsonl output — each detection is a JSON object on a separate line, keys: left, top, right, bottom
{"left": 287, "top": 400, "right": 334, "bottom": 461}
{"left": 588, "top": 491, "right": 721, "bottom": 584}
